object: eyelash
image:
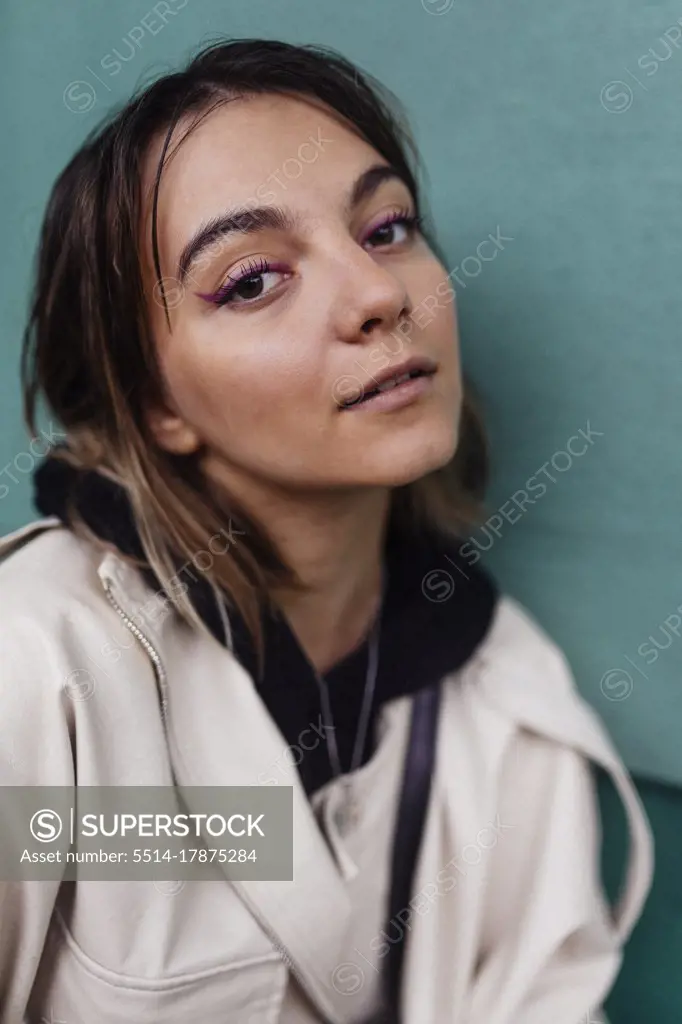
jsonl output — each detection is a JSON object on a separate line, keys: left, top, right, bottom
{"left": 207, "top": 209, "right": 423, "bottom": 308}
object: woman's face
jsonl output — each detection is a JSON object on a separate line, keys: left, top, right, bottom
{"left": 140, "top": 92, "right": 462, "bottom": 495}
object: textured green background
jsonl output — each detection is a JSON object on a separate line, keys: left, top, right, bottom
{"left": 1, "top": 1, "right": 681, "bottom": 1018}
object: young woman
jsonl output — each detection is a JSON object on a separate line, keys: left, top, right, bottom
{"left": 0, "top": 38, "right": 652, "bottom": 1024}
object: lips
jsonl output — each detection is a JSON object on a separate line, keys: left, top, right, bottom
{"left": 340, "top": 355, "right": 438, "bottom": 409}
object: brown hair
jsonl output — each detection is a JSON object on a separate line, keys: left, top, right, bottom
{"left": 21, "top": 37, "right": 490, "bottom": 665}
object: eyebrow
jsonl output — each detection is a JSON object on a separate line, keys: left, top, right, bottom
{"left": 176, "top": 163, "right": 412, "bottom": 286}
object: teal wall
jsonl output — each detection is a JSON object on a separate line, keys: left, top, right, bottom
{"left": 2, "top": 0, "right": 682, "bottom": 788}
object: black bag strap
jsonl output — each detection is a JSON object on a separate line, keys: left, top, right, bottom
{"left": 379, "top": 681, "right": 443, "bottom": 1022}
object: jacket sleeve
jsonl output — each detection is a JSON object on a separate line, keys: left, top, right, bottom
{"left": 466, "top": 722, "right": 651, "bottom": 1024}
{"left": 0, "top": 612, "right": 75, "bottom": 1023}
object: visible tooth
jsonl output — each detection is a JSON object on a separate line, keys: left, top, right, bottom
{"left": 377, "top": 372, "right": 411, "bottom": 393}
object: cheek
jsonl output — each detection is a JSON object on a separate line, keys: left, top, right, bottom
{"left": 410, "top": 262, "right": 460, "bottom": 340}
{"left": 437, "top": 298, "right": 462, "bottom": 380}
{"left": 419, "top": 287, "right": 462, "bottom": 411}
{"left": 419, "top": 288, "right": 461, "bottom": 375}
{"left": 160, "top": 326, "right": 324, "bottom": 438}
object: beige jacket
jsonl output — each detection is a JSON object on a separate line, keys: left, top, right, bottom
{"left": 0, "top": 517, "right": 653, "bottom": 1024}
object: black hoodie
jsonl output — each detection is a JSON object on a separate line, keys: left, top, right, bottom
{"left": 33, "top": 448, "right": 498, "bottom": 796}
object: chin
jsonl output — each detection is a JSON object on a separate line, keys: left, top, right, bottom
{"left": 366, "top": 421, "right": 460, "bottom": 487}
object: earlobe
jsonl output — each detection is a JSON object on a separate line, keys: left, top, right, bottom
{"left": 146, "top": 406, "right": 201, "bottom": 455}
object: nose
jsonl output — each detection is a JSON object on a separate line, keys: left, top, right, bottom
{"left": 330, "top": 244, "right": 411, "bottom": 345}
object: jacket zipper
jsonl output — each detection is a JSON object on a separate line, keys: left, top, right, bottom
{"left": 101, "top": 578, "right": 169, "bottom": 724}
{"left": 99, "top": 575, "right": 334, "bottom": 1023}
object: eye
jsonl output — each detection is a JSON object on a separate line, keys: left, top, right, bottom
{"left": 207, "top": 257, "right": 288, "bottom": 308}
{"left": 364, "top": 209, "right": 423, "bottom": 249}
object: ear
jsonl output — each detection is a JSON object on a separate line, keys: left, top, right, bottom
{"left": 146, "top": 402, "right": 202, "bottom": 456}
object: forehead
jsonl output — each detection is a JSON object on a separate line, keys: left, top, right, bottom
{"left": 139, "top": 93, "right": 386, "bottom": 265}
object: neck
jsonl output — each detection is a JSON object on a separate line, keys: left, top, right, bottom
{"left": 203, "top": 457, "right": 391, "bottom": 673}
{"left": 270, "top": 490, "right": 389, "bottom": 673}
